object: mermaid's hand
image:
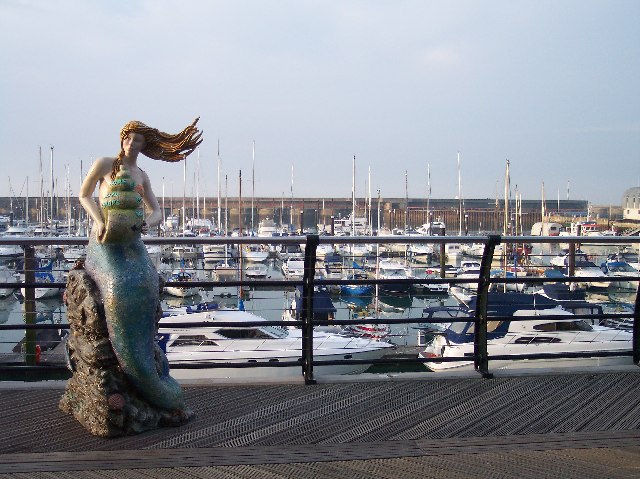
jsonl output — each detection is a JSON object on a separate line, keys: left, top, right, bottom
{"left": 95, "top": 220, "right": 106, "bottom": 242}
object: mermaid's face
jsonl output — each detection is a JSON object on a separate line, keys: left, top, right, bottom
{"left": 122, "top": 132, "right": 146, "bottom": 157}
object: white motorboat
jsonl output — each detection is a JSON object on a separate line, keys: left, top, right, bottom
{"left": 377, "top": 227, "right": 409, "bottom": 254}
{"left": 315, "top": 243, "right": 335, "bottom": 259}
{"left": 414, "top": 270, "right": 449, "bottom": 294}
{"left": 203, "top": 243, "right": 235, "bottom": 266}
{"left": 444, "top": 242, "right": 462, "bottom": 262}
{"left": 171, "top": 244, "right": 200, "bottom": 262}
{"left": 407, "top": 243, "right": 434, "bottom": 262}
{"left": 163, "top": 269, "right": 201, "bottom": 297}
{"left": 0, "top": 265, "right": 17, "bottom": 298}
{"left": 62, "top": 244, "right": 86, "bottom": 263}
{"left": 461, "top": 243, "right": 486, "bottom": 258}
{"left": 530, "top": 222, "right": 563, "bottom": 236}
{"left": 242, "top": 244, "right": 269, "bottom": 263}
{"left": 210, "top": 263, "right": 239, "bottom": 297}
{"left": 415, "top": 221, "right": 446, "bottom": 236}
{"left": 281, "top": 258, "right": 305, "bottom": 279}
{"left": 420, "top": 292, "right": 632, "bottom": 372}
{"left": 276, "top": 243, "right": 304, "bottom": 261}
{"left": 601, "top": 260, "right": 639, "bottom": 291}
{"left": 0, "top": 225, "right": 26, "bottom": 259}
{"left": 257, "top": 218, "right": 278, "bottom": 238}
{"left": 337, "top": 243, "right": 369, "bottom": 259}
{"left": 550, "top": 250, "right": 608, "bottom": 288}
{"left": 157, "top": 308, "right": 395, "bottom": 379}
{"left": 377, "top": 259, "right": 412, "bottom": 294}
{"left": 454, "top": 261, "right": 482, "bottom": 290}
{"left": 244, "top": 262, "right": 269, "bottom": 279}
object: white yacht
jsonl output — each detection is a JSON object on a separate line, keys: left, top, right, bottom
{"left": 158, "top": 308, "right": 395, "bottom": 379}
{"left": 0, "top": 226, "right": 29, "bottom": 259}
{"left": 242, "top": 244, "right": 269, "bottom": 263}
{"left": 377, "top": 259, "right": 412, "bottom": 294}
{"left": 163, "top": 269, "right": 201, "bottom": 297}
{"left": 244, "top": 262, "right": 269, "bottom": 279}
{"left": 549, "top": 250, "right": 608, "bottom": 288}
{"left": 257, "top": 218, "right": 278, "bottom": 238}
{"left": 281, "top": 258, "right": 305, "bottom": 279}
{"left": 420, "top": 292, "right": 632, "bottom": 372}
{"left": 601, "top": 260, "right": 639, "bottom": 291}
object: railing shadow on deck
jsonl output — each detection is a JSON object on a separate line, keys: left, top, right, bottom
{"left": 0, "top": 234, "right": 638, "bottom": 382}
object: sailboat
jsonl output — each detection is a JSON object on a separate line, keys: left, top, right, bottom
{"left": 443, "top": 152, "right": 463, "bottom": 264}
{"left": 530, "top": 182, "right": 562, "bottom": 236}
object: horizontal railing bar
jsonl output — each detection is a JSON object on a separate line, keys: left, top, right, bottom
{"left": 0, "top": 234, "right": 636, "bottom": 246}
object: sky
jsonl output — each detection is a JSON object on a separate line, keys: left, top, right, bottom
{"left": 1, "top": 0, "right": 638, "bottom": 207}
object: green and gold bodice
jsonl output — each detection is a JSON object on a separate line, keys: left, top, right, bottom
{"left": 99, "top": 166, "right": 144, "bottom": 244}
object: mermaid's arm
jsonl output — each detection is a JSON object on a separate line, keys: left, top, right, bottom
{"left": 79, "top": 157, "right": 112, "bottom": 238}
{"left": 141, "top": 170, "right": 162, "bottom": 228}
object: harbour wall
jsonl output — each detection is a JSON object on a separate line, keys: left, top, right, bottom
{"left": 1, "top": 196, "right": 620, "bottom": 233}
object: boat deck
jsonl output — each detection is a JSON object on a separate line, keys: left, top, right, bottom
{"left": 1, "top": 368, "right": 640, "bottom": 478}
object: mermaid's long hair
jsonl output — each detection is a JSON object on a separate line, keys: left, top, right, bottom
{"left": 112, "top": 118, "right": 203, "bottom": 179}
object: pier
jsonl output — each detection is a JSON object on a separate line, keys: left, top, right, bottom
{"left": 1, "top": 369, "right": 640, "bottom": 477}
{"left": 0, "top": 234, "right": 639, "bottom": 477}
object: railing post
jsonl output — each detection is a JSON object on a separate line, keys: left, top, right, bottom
{"left": 23, "top": 246, "right": 37, "bottom": 368}
{"left": 633, "top": 282, "right": 640, "bottom": 365}
{"left": 568, "top": 242, "right": 576, "bottom": 278}
{"left": 439, "top": 243, "right": 446, "bottom": 278}
{"left": 301, "top": 234, "right": 319, "bottom": 384}
{"left": 474, "top": 235, "right": 500, "bottom": 378}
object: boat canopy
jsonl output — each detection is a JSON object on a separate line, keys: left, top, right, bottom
{"left": 294, "top": 286, "right": 337, "bottom": 320}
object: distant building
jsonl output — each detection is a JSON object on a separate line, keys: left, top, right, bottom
{"left": 622, "top": 187, "right": 640, "bottom": 220}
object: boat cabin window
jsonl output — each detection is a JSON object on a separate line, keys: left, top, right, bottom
{"left": 218, "top": 328, "right": 274, "bottom": 339}
{"left": 608, "top": 263, "right": 637, "bottom": 273}
{"left": 450, "top": 320, "right": 504, "bottom": 335}
{"left": 565, "top": 306, "right": 601, "bottom": 317}
{"left": 532, "top": 320, "right": 593, "bottom": 332}
{"left": 172, "top": 335, "right": 218, "bottom": 347}
{"left": 574, "top": 260, "right": 598, "bottom": 268}
{"left": 514, "top": 336, "right": 562, "bottom": 344}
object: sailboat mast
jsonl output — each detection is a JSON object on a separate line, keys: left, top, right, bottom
{"left": 427, "top": 162, "right": 431, "bottom": 225}
{"left": 503, "top": 159, "right": 510, "bottom": 235}
{"left": 39, "top": 146, "right": 43, "bottom": 225}
{"left": 513, "top": 183, "right": 520, "bottom": 236}
{"left": 25, "top": 176, "right": 29, "bottom": 227}
{"left": 50, "top": 145, "right": 54, "bottom": 224}
{"left": 196, "top": 148, "right": 200, "bottom": 222}
{"left": 217, "top": 139, "right": 221, "bottom": 233}
{"left": 66, "top": 165, "right": 71, "bottom": 234}
{"left": 290, "top": 164, "right": 294, "bottom": 230}
{"left": 541, "top": 181, "right": 546, "bottom": 225}
{"left": 368, "top": 166, "right": 372, "bottom": 234}
{"left": 404, "top": 170, "right": 408, "bottom": 231}
{"left": 182, "top": 157, "right": 187, "bottom": 232}
{"left": 351, "top": 155, "right": 356, "bottom": 236}
{"left": 239, "top": 170, "right": 242, "bottom": 236}
{"left": 224, "top": 174, "right": 228, "bottom": 235}
{"left": 162, "top": 177, "right": 165, "bottom": 227}
{"left": 457, "top": 151, "right": 462, "bottom": 236}
{"left": 251, "top": 140, "right": 255, "bottom": 234}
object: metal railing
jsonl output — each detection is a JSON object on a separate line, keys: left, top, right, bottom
{"left": 0, "top": 233, "right": 638, "bottom": 382}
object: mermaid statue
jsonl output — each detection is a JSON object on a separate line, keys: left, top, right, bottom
{"left": 77, "top": 118, "right": 202, "bottom": 414}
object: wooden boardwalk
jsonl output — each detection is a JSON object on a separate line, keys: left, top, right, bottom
{"left": 1, "top": 368, "right": 640, "bottom": 478}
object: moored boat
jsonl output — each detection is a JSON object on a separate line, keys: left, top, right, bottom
{"left": 158, "top": 308, "right": 395, "bottom": 379}
{"left": 420, "top": 292, "right": 632, "bottom": 372}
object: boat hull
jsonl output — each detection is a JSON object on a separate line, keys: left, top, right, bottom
{"left": 167, "top": 348, "right": 391, "bottom": 380}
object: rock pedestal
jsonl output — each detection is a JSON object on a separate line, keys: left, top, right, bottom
{"left": 59, "top": 266, "right": 192, "bottom": 437}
